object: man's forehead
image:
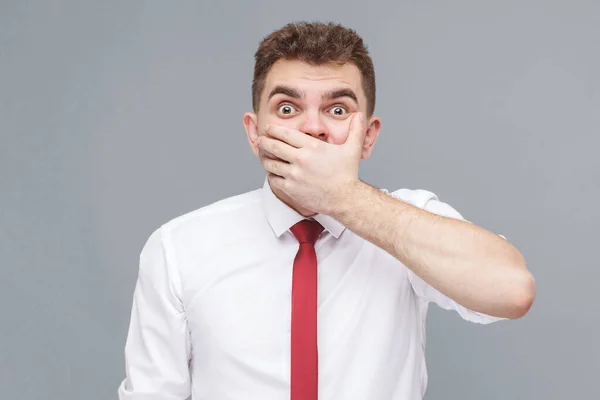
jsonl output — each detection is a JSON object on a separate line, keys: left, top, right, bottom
{"left": 267, "top": 60, "right": 360, "bottom": 83}
{"left": 264, "top": 60, "right": 364, "bottom": 98}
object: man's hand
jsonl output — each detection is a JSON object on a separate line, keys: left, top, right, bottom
{"left": 257, "top": 112, "right": 366, "bottom": 215}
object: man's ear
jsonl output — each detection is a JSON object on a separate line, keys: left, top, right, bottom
{"left": 243, "top": 112, "right": 259, "bottom": 157}
{"left": 361, "top": 116, "right": 381, "bottom": 160}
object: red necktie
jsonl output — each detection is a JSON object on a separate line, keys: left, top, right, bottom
{"left": 290, "top": 219, "right": 324, "bottom": 400}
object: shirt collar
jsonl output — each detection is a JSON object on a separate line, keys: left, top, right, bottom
{"left": 260, "top": 175, "right": 346, "bottom": 239}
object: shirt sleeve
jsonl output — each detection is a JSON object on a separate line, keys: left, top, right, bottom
{"left": 118, "top": 227, "right": 192, "bottom": 400}
{"left": 388, "top": 188, "right": 507, "bottom": 325}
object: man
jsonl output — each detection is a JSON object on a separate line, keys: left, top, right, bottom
{"left": 118, "top": 22, "right": 535, "bottom": 400}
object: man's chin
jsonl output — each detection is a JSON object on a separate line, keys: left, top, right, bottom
{"left": 269, "top": 180, "right": 317, "bottom": 217}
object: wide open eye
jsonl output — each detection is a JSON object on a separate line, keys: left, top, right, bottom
{"left": 277, "top": 104, "right": 297, "bottom": 115}
{"left": 329, "top": 106, "right": 347, "bottom": 116}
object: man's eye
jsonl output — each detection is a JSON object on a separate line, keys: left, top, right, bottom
{"left": 277, "top": 104, "right": 296, "bottom": 115}
{"left": 329, "top": 106, "right": 347, "bottom": 116}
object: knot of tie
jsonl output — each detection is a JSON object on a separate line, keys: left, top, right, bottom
{"left": 290, "top": 219, "right": 324, "bottom": 244}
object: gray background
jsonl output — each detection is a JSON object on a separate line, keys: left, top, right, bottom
{"left": 1, "top": 1, "right": 598, "bottom": 399}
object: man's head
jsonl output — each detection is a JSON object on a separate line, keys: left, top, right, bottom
{"left": 244, "top": 21, "right": 381, "bottom": 160}
{"left": 251, "top": 21, "right": 376, "bottom": 118}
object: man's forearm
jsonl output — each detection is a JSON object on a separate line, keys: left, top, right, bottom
{"left": 328, "top": 180, "right": 536, "bottom": 319}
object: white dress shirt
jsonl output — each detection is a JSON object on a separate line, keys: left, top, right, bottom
{"left": 118, "top": 176, "right": 504, "bottom": 400}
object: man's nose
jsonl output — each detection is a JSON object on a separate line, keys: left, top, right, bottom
{"left": 298, "top": 111, "right": 328, "bottom": 140}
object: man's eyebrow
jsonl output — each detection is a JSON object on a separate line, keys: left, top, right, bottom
{"left": 322, "top": 88, "right": 358, "bottom": 104}
{"left": 268, "top": 85, "right": 303, "bottom": 101}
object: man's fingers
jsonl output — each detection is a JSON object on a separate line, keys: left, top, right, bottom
{"left": 259, "top": 135, "right": 296, "bottom": 163}
{"left": 258, "top": 138, "right": 292, "bottom": 178}
{"left": 346, "top": 112, "right": 366, "bottom": 148}
{"left": 260, "top": 155, "right": 290, "bottom": 177}
{"left": 259, "top": 147, "right": 284, "bottom": 163}
{"left": 266, "top": 124, "right": 311, "bottom": 148}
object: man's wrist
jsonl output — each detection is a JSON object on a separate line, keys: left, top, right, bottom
{"left": 327, "top": 178, "right": 372, "bottom": 221}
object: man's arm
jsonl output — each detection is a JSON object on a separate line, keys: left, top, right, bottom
{"left": 258, "top": 115, "right": 535, "bottom": 320}
{"left": 328, "top": 180, "right": 536, "bottom": 320}
{"left": 117, "top": 227, "right": 192, "bottom": 400}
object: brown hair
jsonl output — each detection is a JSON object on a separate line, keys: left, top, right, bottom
{"left": 252, "top": 21, "right": 376, "bottom": 116}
